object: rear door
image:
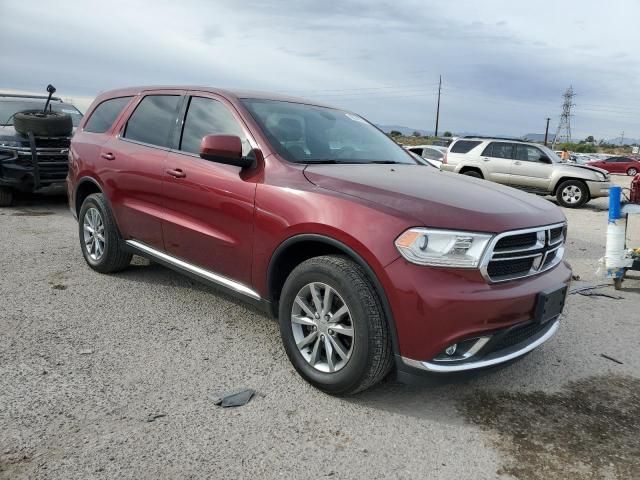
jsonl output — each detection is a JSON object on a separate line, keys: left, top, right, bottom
{"left": 510, "top": 144, "right": 554, "bottom": 190}
{"left": 480, "top": 142, "right": 514, "bottom": 183}
{"left": 161, "top": 92, "right": 257, "bottom": 286}
{"left": 100, "top": 91, "right": 183, "bottom": 250}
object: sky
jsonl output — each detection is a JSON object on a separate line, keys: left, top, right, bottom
{"left": 1, "top": 0, "right": 639, "bottom": 140}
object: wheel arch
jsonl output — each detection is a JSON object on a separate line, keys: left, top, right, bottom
{"left": 267, "top": 233, "right": 400, "bottom": 356}
{"left": 74, "top": 176, "right": 103, "bottom": 217}
{"left": 552, "top": 176, "right": 590, "bottom": 196}
{"left": 459, "top": 165, "right": 485, "bottom": 178}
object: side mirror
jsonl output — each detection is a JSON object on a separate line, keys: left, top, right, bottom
{"left": 200, "top": 134, "right": 254, "bottom": 168}
{"left": 539, "top": 155, "right": 551, "bottom": 163}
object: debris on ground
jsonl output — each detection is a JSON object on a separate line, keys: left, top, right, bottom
{"left": 577, "top": 291, "right": 623, "bottom": 299}
{"left": 213, "top": 389, "right": 255, "bottom": 408}
{"left": 78, "top": 349, "right": 94, "bottom": 355}
{"left": 568, "top": 283, "right": 610, "bottom": 295}
{"left": 145, "top": 413, "right": 167, "bottom": 422}
{"left": 600, "top": 354, "right": 624, "bottom": 365}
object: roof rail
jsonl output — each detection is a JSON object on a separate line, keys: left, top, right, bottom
{"left": 0, "top": 93, "right": 63, "bottom": 101}
{"left": 462, "top": 135, "right": 525, "bottom": 142}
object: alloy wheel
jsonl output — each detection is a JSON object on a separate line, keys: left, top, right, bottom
{"left": 83, "top": 207, "right": 105, "bottom": 261}
{"left": 629, "top": 168, "right": 638, "bottom": 176}
{"left": 561, "top": 185, "right": 582, "bottom": 204}
{"left": 291, "top": 282, "right": 354, "bottom": 373}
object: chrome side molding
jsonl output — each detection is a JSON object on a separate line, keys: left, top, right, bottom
{"left": 126, "top": 240, "right": 261, "bottom": 301}
{"left": 401, "top": 319, "right": 559, "bottom": 373}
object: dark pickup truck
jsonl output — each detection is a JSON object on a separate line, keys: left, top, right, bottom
{"left": 0, "top": 90, "right": 83, "bottom": 206}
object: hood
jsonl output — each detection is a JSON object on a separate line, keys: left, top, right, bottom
{"left": 558, "top": 162, "right": 608, "bottom": 177}
{"left": 304, "top": 164, "right": 566, "bottom": 233}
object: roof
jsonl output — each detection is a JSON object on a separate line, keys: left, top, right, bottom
{"left": 0, "top": 93, "right": 63, "bottom": 101}
{"left": 94, "top": 85, "right": 338, "bottom": 109}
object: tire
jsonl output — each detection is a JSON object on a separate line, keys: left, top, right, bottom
{"left": 556, "top": 179, "right": 589, "bottom": 208}
{"left": 278, "top": 255, "right": 392, "bottom": 395}
{"left": 627, "top": 167, "right": 638, "bottom": 176}
{"left": 78, "top": 193, "right": 132, "bottom": 273}
{"left": 462, "top": 170, "right": 482, "bottom": 179}
{"left": 0, "top": 187, "right": 13, "bottom": 207}
{"left": 14, "top": 110, "right": 73, "bottom": 137}
{"left": 614, "top": 277, "right": 623, "bottom": 290}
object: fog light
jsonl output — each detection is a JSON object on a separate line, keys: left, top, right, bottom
{"left": 445, "top": 344, "right": 457, "bottom": 356}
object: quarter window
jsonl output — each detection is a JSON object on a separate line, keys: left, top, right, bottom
{"left": 84, "top": 97, "right": 132, "bottom": 133}
{"left": 180, "top": 97, "right": 250, "bottom": 156}
{"left": 123, "top": 95, "right": 181, "bottom": 147}
{"left": 450, "top": 140, "right": 481, "bottom": 154}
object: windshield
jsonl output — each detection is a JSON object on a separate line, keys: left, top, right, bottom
{"left": 241, "top": 99, "right": 416, "bottom": 164}
{"left": 0, "top": 100, "right": 83, "bottom": 127}
{"left": 539, "top": 145, "right": 561, "bottom": 163}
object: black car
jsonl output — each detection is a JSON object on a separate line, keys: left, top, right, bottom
{"left": 0, "top": 90, "right": 82, "bottom": 206}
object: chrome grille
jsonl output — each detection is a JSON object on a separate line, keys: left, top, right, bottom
{"left": 481, "top": 223, "right": 566, "bottom": 282}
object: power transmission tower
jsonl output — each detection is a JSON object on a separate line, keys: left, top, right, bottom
{"left": 620, "top": 131, "right": 625, "bottom": 145}
{"left": 434, "top": 75, "right": 441, "bottom": 137}
{"left": 552, "top": 86, "right": 575, "bottom": 148}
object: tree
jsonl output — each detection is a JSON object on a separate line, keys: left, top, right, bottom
{"left": 412, "top": 131, "right": 422, "bottom": 137}
{"left": 443, "top": 131, "right": 453, "bottom": 137}
{"left": 389, "top": 130, "right": 402, "bottom": 137}
{"left": 585, "top": 135, "right": 595, "bottom": 143}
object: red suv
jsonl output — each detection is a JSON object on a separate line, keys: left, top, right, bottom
{"left": 588, "top": 156, "right": 640, "bottom": 176}
{"left": 68, "top": 86, "right": 571, "bottom": 394}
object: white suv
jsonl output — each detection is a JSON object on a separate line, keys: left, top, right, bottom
{"left": 441, "top": 137, "right": 610, "bottom": 208}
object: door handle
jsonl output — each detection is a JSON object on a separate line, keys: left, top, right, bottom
{"left": 483, "top": 157, "right": 490, "bottom": 162}
{"left": 101, "top": 152, "right": 115, "bottom": 161}
{"left": 514, "top": 161, "right": 522, "bottom": 165}
{"left": 166, "top": 168, "right": 186, "bottom": 178}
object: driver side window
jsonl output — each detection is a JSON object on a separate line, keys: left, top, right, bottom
{"left": 516, "top": 145, "right": 545, "bottom": 162}
{"left": 179, "top": 97, "right": 251, "bottom": 156}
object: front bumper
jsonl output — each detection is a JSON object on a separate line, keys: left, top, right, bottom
{"left": 384, "top": 257, "right": 572, "bottom": 373}
{"left": 586, "top": 180, "right": 610, "bottom": 198}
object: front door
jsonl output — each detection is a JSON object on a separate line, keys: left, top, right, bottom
{"left": 510, "top": 144, "right": 554, "bottom": 191}
{"left": 161, "top": 94, "right": 257, "bottom": 286}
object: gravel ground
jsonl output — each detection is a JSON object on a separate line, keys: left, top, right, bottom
{"left": 1, "top": 177, "right": 638, "bottom": 479}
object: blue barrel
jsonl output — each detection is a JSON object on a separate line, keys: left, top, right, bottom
{"left": 609, "top": 185, "right": 622, "bottom": 222}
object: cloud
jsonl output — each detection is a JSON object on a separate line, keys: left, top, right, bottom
{"left": 0, "top": 0, "right": 638, "bottom": 138}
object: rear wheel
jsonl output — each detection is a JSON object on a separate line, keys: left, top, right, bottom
{"left": 556, "top": 179, "right": 588, "bottom": 208}
{"left": 627, "top": 167, "right": 638, "bottom": 176}
{"left": 278, "top": 255, "right": 392, "bottom": 395}
{"left": 462, "top": 170, "right": 483, "bottom": 179}
{"left": 0, "top": 187, "right": 13, "bottom": 207}
{"left": 78, "top": 193, "right": 132, "bottom": 273}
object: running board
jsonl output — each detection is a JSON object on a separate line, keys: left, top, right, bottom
{"left": 125, "top": 240, "right": 261, "bottom": 301}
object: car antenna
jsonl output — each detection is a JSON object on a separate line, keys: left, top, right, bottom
{"left": 43, "top": 84, "right": 56, "bottom": 114}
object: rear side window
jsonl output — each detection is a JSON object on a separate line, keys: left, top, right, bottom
{"left": 450, "top": 140, "right": 481, "bottom": 153}
{"left": 84, "top": 97, "right": 132, "bottom": 133}
{"left": 179, "top": 97, "right": 250, "bottom": 155}
{"left": 123, "top": 95, "right": 181, "bottom": 147}
{"left": 483, "top": 142, "right": 514, "bottom": 159}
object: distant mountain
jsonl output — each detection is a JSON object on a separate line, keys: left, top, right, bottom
{"left": 523, "top": 133, "right": 556, "bottom": 142}
{"left": 377, "top": 125, "right": 432, "bottom": 136}
{"left": 604, "top": 137, "right": 640, "bottom": 145}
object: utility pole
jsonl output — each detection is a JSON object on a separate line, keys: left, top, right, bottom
{"left": 552, "top": 86, "right": 576, "bottom": 149}
{"left": 620, "top": 131, "right": 625, "bottom": 146}
{"left": 434, "top": 75, "right": 441, "bottom": 137}
{"left": 544, "top": 117, "right": 550, "bottom": 146}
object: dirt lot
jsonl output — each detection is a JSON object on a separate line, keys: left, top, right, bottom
{"left": 1, "top": 177, "right": 638, "bottom": 479}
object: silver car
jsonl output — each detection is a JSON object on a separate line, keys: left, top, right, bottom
{"left": 442, "top": 137, "right": 610, "bottom": 208}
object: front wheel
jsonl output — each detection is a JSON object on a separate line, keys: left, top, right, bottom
{"left": 278, "top": 255, "right": 392, "bottom": 395}
{"left": 78, "top": 193, "right": 132, "bottom": 273}
{"left": 627, "top": 167, "right": 638, "bottom": 176}
{"left": 556, "top": 180, "right": 589, "bottom": 208}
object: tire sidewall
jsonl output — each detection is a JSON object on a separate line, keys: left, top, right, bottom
{"left": 557, "top": 180, "right": 587, "bottom": 208}
{"left": 462, "top": 170, "right": 482, "bottom": 178}
{"left": 78, "top": 195, "right": 110, "bottom": 268}
{"left": 278, "top": 262, "right": 371, "bottom": 393}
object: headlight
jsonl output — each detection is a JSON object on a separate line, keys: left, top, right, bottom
{"left": 395, "top": 228, "right": 493, "bottom": 268}
{"left": 0, "top": 140, "right": 22, "bottom": 148}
